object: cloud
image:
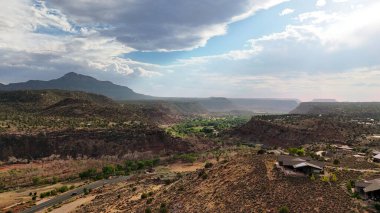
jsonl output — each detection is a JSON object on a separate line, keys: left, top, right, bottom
{"left": 316, "top": 0, "right": 327, "bottom": 7}
{"left": 279, "top": 8, "right": 295, "bottom": 16}
{"left": 47, "top": 0, "right": 288, "bottom": 51}
{"left": 0, "top": 0, "right": 166, "bottom": 81}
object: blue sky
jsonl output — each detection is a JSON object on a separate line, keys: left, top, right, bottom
{"left": 125, "top": 0, "right": 313, "bottom": 65}
{"left": 0, "top": 0, "right": 379, "bottom": 101}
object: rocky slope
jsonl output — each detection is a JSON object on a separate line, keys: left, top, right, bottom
{"left": 77, "top": 155, "right": 360, "bottom": 212}
{"left": 228, "top": 115, "right": 375, "bottom": 147}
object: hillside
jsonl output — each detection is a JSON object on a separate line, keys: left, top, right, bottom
{"left": 77, "top": 155, "right": 359, "bottom": 212}
{"left": 0, "top": 72, "right": 151, "bottom": 100}
{"left": 291, "top": 102, "right": 380, "bottom": 119}
{"left": 0, "top": 90, "right": 115, "bottom": 112}
{"left": 0, "top": 90, "right": 204, "bottom": 126}
{"left": 228, "top": 115, "right": 376, "bottom": 147}
{"left": 0, "top": 126, "right": 212, "bottom": 161}
{"left": 0, "top": 90, "right": 216, "bottom": 161}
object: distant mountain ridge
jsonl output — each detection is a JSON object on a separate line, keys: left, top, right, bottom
{"left": 0, "top": 72, "right": 151, "bottom": 100}
{"left": 1, "top": 72, "right": 300, "bottom": 113}
{"left": 311, "top": 99, "right": 337, "bottom": 102}
{"left": 291, "top": 102, "right": 380, "bottom": 119}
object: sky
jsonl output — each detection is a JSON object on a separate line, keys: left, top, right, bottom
{"left": 0, "top": 0, "right": 379, "bottom": 101}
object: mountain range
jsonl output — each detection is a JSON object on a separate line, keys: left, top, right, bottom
{"left": 0, "top": 72, "right": 150, "bottom": 100}
{"left": 0, "top": 72, "right": 301, "bottom": 113}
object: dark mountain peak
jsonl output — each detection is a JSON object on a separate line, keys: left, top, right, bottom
{"left": 0, "top": 73, "right": 152, "bottom": 100}
{"left": 59, "top": 72, "right": 96, "bottom": 81}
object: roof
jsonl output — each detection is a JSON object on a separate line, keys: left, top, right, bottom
{"left": 356, "top": 178, "right": 380, "bottom": 192}
{"left": 339, "top": 145, "right": 353, "bottom": 150}
{"left": 293, "top": 162, "right": 323, "bottom": 170}
{"left": 374, "top": 154, "right": 380, "bottom": 159}
{"left": 278, "top": 155, "right": 325, "bottom": 169}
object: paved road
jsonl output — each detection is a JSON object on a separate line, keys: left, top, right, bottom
{"left": 21, "top": 176, "right": 129, "bottom": 213}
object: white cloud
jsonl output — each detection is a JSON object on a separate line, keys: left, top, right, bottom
{"left": 0, "top": 0, "right": 164, "bottom": 79}
{"left": 279, "top": 8, "right": 295, "bottom": 16}
{"left": 47, "top": 0, "right": 288, "bottom": 51}
{"left": 193, "top": 66, "right": 380, "bottom": 101}
{"left": 316, "top": 0, "right": 327, "bottom": 7}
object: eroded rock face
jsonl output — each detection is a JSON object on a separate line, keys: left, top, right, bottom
{"left": 0, "top": 126, "right": 194, "bottom": 161}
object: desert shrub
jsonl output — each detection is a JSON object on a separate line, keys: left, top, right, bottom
{"left": 164, "top": 179, "right": 172, "bottom": 185}
{"left": 221, "top": 159, "right": 228, "bottom": 164}
{"left": 145, "top": 207, "right": 152, "bottom": 213}
{"left": 198, "top": 169, "right": 208, "bottom": 179}
{"left": 160, "top": 203, "right": 168, "bottom": 213}
{"left": 115, "top": 164, "right": 124, "bottom": 171}
{"left": 279, "top": 206, "right": 290, "bottom": 213}
{"left": 202, "top": 173, "right": 208, "bottom": 180}
{"left": 330, "top": 173, "right": 338, "bottom": 182}
{"left": 70, "top": 185, "right": 75, "bottom": 190}
{"left": 176, "top": 173, "right": 183, "bottom": 179}
{"left": 373, "top": 203, "right": 380, "bottom": 212}
{"left": 32, "top": 196, "right": 37, "bottom": 201}
{"left": 141, "top": 193, "right": 148, "bottom": 199}
{"left": 83, "top": 188, "right": 89, "bottom": 195}
{"left": 57, "top": 185, "right": 69, "bottom": 193}
{"left": 147, "top": 197, "right": 154, "bottom": 204}
{"left": 178, "top": 154, "right": 197, "bottom": 163}
{"left": 51, "top": 176, "right": 59, "bottom": 184}
{"left": 310, "top": 174, "right": 316, "bottom": 181}
{"left": 125, "top": 159, "right": 160, "bottom": 172}
{"left": 333, "top": 159, "right": 340, "bottom": 165}
{"left": 288, "top": 148, "right": 304, "bottom": 156}
{"left": 148, "top": 191, "right": 154, "bottom": 196}
{"left": 321, "top": 175, "right": 330, "bottom": 182}
{"left": 102, "top": 165, "right": 115, "bottom": 177}
{"left": 32, "top": 177, "right": 41, "bottom": 185}
{"left": 50, "top": 190, "right": 57, "bottom": 196}
{"left": 351, "top": 192, "right": 360, "bottom": 199}
{"left": 79, "top": 168, "right": 97, "bottom": 180}
{"left": 95, "top": 173, "right": 104, "bottom": 180}
{"left": 132, "top": 187, "right": 137, "bottom": 192}
{"left": 257, "top": 149, "right": 266, "bottom": 155}
{"left": 346, "top": 180, "right": 355, "bottom": 191}
{"left": 204, "top": 162, "right": 213, "bottom": 168}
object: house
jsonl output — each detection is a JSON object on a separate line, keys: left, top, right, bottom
{"left": 338, "top": 145, "right": 353, "bottom": 151}
{"left": 277, "top": 156, "right": 325, "bottom": 175}
{"left": 355, "top": 178, "right": 380, "bottom": 200}
{"left": 373, "top": 154, "right": 380, "bottom": 163}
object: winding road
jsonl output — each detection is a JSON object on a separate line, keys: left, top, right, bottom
{"left": 21, "top": 176, "right": 129, "bottom": 213}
